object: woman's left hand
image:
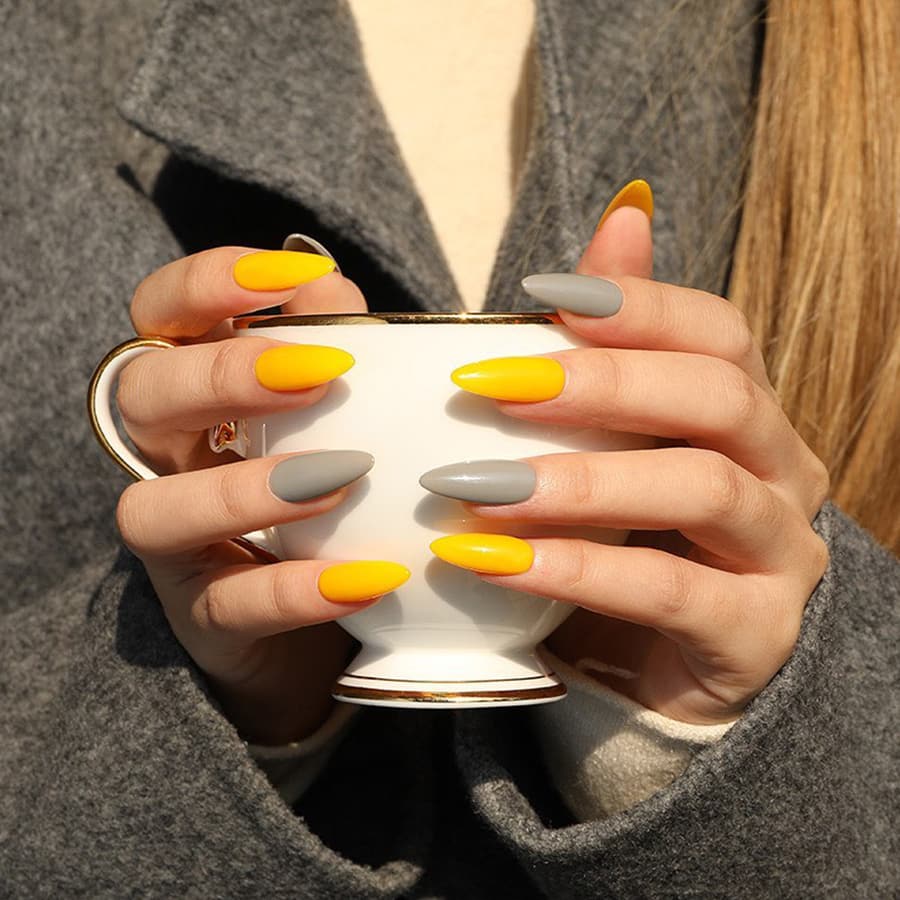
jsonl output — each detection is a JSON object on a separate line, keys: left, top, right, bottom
{"left": 430, "top": 205, "right": 831, "bottom": 725}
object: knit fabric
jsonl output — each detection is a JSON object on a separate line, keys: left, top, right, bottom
{"left": 1, "top": 1, "right": 897, "bottom": 897}
{"left": 530, "top": 649, "right": 734, "bottom": 819}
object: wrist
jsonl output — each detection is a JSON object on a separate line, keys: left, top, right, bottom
{"left": 210, "top": 624, "right": 356, "bottom": 745}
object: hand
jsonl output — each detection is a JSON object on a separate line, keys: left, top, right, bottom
{"left": 430, "top": 206, "right": 830, "bottom": 724}
{"left": 113, "top": 247, "right": 406, "bottom": 744}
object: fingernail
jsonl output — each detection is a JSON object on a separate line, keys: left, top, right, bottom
{"left": 255, "top": 345, "right": 354, "bottom": 391}
{"left": 451, "top": 357, "right": 565, "bottom": 402}
{"left": 521, "top": 273, "right": 623, "bottom": 318}
{"left": 270, "top": 450, "right": 374, "bottom": 503}
{"left": 318, "top": 561, "right": 411, "bottom": 603}
{"left": 233, "top": 250, "right": 336, "bottom": 291}
{"left": 419, "top": 460, "right": 535, "bottom": 504}
{"left": 430, "top": 533, "right": 534, "bottom": 575}
{"left": 595, "top": 179, "right": 653, "bottom": 231}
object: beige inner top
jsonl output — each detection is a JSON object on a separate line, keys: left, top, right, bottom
{"left": 347, "top": 0, "right": 536, "bottom": 311}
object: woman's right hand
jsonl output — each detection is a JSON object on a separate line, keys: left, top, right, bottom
{"left": 113, "top": 247, "right": 406, "bottom": 745}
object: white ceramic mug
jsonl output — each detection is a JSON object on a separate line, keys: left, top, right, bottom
{"left": 90, "top": 311, "right": 651, "bottom": 709}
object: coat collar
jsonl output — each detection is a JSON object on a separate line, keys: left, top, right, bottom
{"left": 119, "top": 0, "right": 759, "bottom": 312}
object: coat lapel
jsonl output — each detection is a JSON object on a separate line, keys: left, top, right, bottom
{"left": 119, "top": 0, "right": 759, "bottom": 314}
{"left": 118, "top": 0, "right": 460, "bottom": 310}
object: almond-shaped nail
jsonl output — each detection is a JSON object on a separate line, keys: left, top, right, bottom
{"left": 595, "top": 178, "right": 654, "bottom": 231}
{"left": 419, "top": 460, "right": 535, "bottom": 504}
{"left": 233, "top": 250, "right": 336, "bottom": 291}
{"left": 521, "top": 273, "right": 623, "bottom": 318}
{"left": 451, "top": 357, "right": 565, "bottom": 402}
{"left": 430, "top": 533, "right": 534, "bottom": 575}
{"left": 255, "top": 344, "right": 354, "bottom": 391}
{"left": 269, "top": 451, "right": 374, "bottom": 503}
{"left": 318, "top": 561, "right": 411, "bottom": 603}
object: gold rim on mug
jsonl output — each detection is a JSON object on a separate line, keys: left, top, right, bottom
{"left": 233, "top": 311, "right": 561, "bottom": 328}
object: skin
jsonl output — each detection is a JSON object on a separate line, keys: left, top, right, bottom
{"left": 479, "top": 209, "right": 829, "bottom": 723}
{"left": 115, "top": 208, "right": 830, "bottom": 743}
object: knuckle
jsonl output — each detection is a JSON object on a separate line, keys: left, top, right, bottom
{"left": 198, "top": 579, "right": 232, "bottom": 633}
{"left": 702, "top": 454, "right": 747, "bottom": 519}
{"left": 591, "top": 349, "right": 627, "bottom": 414}
{"left": 719, "top": 363, "right": 760, "bottom": 432}
{"left": 115, "top": 360, "right": 147, "bottom": 428}
{"left": 559, "top": 541, "right": 593, "bottom": 597}
{"left": 181, "top": 252, "right": 215, "bottom": 313}
{"left": 565, "top": 455, "right": 600, "bottom": 509}
{"left": 640, "top": 281, "right": 677, "bottom": 341}
{"left": 656, "top": 559, "right": 693, "bottom": 620}
{"left": 725, "top": 304, "right": 757, "bottom": 365}
{"left": 267, "top": 566, "right": 302, "bottom": 627}
{"left": 115, "top": 483, "right": 149, "bottom": 554}
{"left": 210, "top": 464, "right": 248, "bottom": 527}
{"left": 205, "top": 340, "right": 243, "bottom": 407}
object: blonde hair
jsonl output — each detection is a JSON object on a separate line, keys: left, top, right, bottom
{"left": 729, "top": 0, "right": 900, "bottom": 552}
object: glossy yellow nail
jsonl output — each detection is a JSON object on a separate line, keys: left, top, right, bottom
{"left": 255, "top": 344, "right": 354, "bottom": 391}
{"left": 318, "top": 561, "right": 411, "bottom": 603}
{"left": 430, "top": 533, "right": 534, "bottom": 575}
{"left": 451, "top": 357, "right": 565, "bottom": 402}
{"left": 233, "top": 250, "right": 336, "bottom": 291}
{"left": 595, "top": 179, "right": 654, "bottom": 231}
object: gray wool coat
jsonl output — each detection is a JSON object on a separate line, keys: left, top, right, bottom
{"left": 1, "top": 1, "right": 897, "bottom": 897}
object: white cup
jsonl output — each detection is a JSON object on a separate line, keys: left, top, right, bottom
{"left": 90, "top": 311, "right": 651, "bottom": 709}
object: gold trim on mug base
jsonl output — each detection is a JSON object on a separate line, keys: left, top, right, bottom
{"left": 332, "top": 674, "right": 567, "bottom": 708}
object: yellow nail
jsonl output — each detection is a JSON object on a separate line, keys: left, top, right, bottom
{"left": 430, "top": 533, "right": 534, "bottom": 575}
{"left": 595, "top": 179, "right": 654, "bottom": 231}
{"left": 318, "top": 561, "right": 411, "bottom": 603}
{"left": 451, "top": 357, "right": 565, "bottom": 402}
{"left": 233, "top": 251, "right": 336, "bottom": 291}
{"left": 255, "top": 344, "right": 354, "bottom": 391}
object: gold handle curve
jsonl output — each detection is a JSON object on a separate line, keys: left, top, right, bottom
{"left": 87, "top": 337, "right": 280, "bottom": 564}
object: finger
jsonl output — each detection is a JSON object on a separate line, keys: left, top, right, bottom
{"left": 116, "top": 336, "right": 352, "bottom": 434}
{"left": 438, "top": 535, "right": 759, "bottom": 655}
{"left": 457, "top": 448, "right": 811, "bottom": 571}
{"left": 116, "top": 450, "right": 374, "bottom": 560}
{"left": 130, "top": 246, "right": 342, "bottom": 338}
{"left": 462, "top": 348, "right": 815, "bottom": 498}
{"left": 521, "top": 273, "right": 771, "bottom": 389}
{"left": 578, "top": 205, "right": 653, "bottom": 279}
{"left": 280, "top": 269, "right": 367, "bottom": 315}
{"left": 181, "top": 558, "right": 407, "bottom": 640}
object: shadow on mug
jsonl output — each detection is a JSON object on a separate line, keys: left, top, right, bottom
{"left": 277, "top": 475, "right": 373, "bottom": 557}
{"left": 412, "top": 493, "right": 477, "bottom": 531}
{"left": 422, "top": 557, "right": 567, "bottom": 651}
{"left": 296, "top": 379, "right": 353, "bottom": 424}
{"left": 444, "top": 391, "right": 536, "bottom": 436}
{"left": 444, "top": 391, "right": 607, "bottom": 449}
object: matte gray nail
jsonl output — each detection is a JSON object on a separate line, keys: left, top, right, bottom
{"left": 521, "top": 273, "right": 623, "bottom": 317}
{"left": 269, "top": 450, "right": 374, "bottom": 503}
{"left": 419, "top": 460, "right": 536, "bottom": 504}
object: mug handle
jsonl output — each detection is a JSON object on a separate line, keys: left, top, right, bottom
{"left": 87, "top": 337, "right": 279, "bottom": 563}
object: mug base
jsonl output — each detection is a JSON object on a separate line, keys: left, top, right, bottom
{"left": 332, "top": 672, "right": 566, "bottom": 709}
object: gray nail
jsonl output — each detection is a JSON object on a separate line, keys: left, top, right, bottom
{"left": 269, "top": 450, "right": 374, "bottom": 503}
{"left": 521, "top": 273, "right": 623, "bottom": 317}
{"left": 281, "top": 233, "right": 341, "bottom": 273}
{"left": 419, "top": 460, "right": 536, "bottom": 504}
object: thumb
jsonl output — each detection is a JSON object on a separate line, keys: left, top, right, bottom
{"left": 577, "top": 179, "right": 654, "bottom": 279}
